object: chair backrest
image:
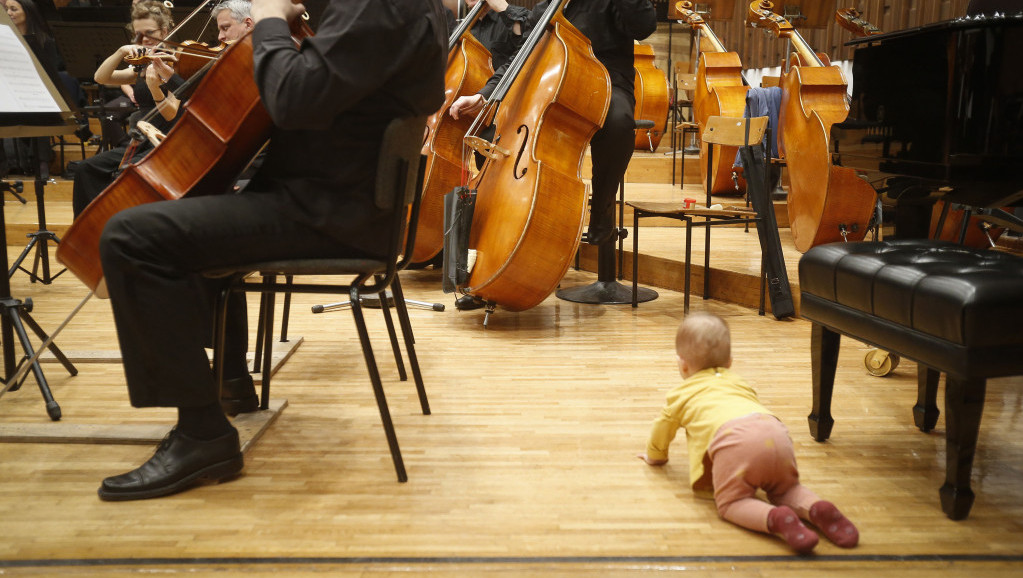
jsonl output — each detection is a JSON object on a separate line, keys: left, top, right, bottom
{"left": 375, "top": 115, "right": 428, "bottom": 277}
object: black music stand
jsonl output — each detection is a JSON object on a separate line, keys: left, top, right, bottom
{"left": 7, "top": 138, "right": 66, "bottom": 284}
{"left": 0, "top": 10, "right": 82, "bottom": 419}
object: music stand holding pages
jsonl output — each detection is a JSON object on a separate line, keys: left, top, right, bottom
{"left": 0, "top": 12, "right": 81, "bottom": 420}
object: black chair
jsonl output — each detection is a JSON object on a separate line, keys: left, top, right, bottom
{"left": 205, "top": 115, "right": 431, "bottom": 483}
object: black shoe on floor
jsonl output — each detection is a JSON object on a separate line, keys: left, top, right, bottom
{"left": 220, "top": 374, "right": 259, "bottom": 416}
{"left": 455, "top": 295, "right": 486, "bottom": 311}
{"left": 98, "top": 427, "right": 243, "bottom": 502}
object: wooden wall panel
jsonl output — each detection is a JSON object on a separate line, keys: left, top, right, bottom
{"left": 661, "top": 0, "right": 971, "bottom": 70}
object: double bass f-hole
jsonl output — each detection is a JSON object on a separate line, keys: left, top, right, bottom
{"left": 513, "top": 124, "right": 529, "bottom": 179}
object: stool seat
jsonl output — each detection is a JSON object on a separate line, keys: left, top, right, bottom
{"left": 799, "top": 239, "right": 1023, "bottom": 520}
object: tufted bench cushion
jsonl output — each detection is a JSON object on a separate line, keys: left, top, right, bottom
{"left": 799, "top": 239, "right": 1023, "bottom": 379}
{"left": 797, "top": 239, "right": 1023, "bottom": 520}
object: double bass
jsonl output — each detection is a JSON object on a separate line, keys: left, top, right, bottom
{"left": 746, "top": 1, "right": 876, "bottom": 252}
{"left": 458, "top": 0, "right": 610, "bottom": 313}
{"left": 413, "top": 0, "right": 493, "bottom": 264}
{"left": 56, "top": 15, "right": 314, "bottom": 296}
{"left": 632, "top": 43, "right": 669, "bottom": 151}
{"left": 676, "top": 1, "right": 749, "bottom": 195}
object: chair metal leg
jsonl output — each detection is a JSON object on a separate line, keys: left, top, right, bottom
{"left": 390, "top": 275, "right": 430, "bottom": 415}
{"left": 349, "top": 285, "right": 407, "bottom": 483}
{"left": 376, "top": 277, "right": 408, "bottom": 382}
{"left": 258, "top": 283, "right": 275, "bottom": 411}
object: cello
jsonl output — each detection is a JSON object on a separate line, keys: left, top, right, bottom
{"left": 632, "top": 43, "right": 669, "bottom": 151}
{"left": 458, "top": 0, "right": 610, "bottom": 313}
{"left": 746, "top": 1, "right": 876, "bottom": 252}
{"left": 676, "top": 1, "right": 750, "bottom": 196}
{"left": 56, "top": 14, "right": 314, "bottom": 297}
{"left": 413, "top": 0, "right": 493, "bottom": 264}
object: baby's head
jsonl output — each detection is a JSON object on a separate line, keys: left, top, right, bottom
{"left": 675, "top": 312, "right": 732, "bottom": 378}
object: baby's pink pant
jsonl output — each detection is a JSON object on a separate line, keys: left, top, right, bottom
{"left": 707, "top": 413, "right": 819, "bottom": 533}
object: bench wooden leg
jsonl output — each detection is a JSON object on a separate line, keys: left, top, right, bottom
{"left": 940, "top": 376, "right": 985, "bottom": 520}
{"left": 808, "top": 323, "right": 839, "bottom": 441}
{"left": 913, "top": 365, "right": 941, "bottom": 432}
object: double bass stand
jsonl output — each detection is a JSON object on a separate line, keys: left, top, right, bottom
{"left": 556, "top": 183, "right": 658, "bottom": 305}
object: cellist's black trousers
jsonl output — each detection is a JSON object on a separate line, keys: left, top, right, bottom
{"left": 586, "top": 87, "right": 636, "bottom": 241}
{"left": 98, "top": 192, "right": 364, "bottom": 408}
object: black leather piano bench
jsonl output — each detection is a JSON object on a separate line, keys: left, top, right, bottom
{"left": 798, "top": 239, "right": 1023, "bottom": 520}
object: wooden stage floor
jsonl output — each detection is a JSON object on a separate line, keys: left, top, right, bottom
{"left": 0, "top": 232, "right": 1021, "bottom": 575}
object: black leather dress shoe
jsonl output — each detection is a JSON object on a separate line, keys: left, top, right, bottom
{"left": 98, "top": 428, "right": 243, "bottom": 501}
{"left": 455, "top": 295, "right": 486, "bottom": 311}
{"left": 220, "top": 374, "right": 259, "bottom": 416}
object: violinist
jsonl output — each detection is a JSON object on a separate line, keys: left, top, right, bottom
{"left": 451, "top": 0, "right": 656, "bottom": 244}
{"left": 94, "top": 0, "right": 446, "bottom": 501}
{"left": 71, "top": 0, "right": 183, "bottom": 217}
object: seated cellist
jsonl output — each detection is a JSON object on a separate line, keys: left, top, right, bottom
{"left": 94, "top": 0, "right": 446, "bottom": 502}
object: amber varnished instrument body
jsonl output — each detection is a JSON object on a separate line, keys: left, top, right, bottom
{"left": 463, "top": 10, "right": 610, "bottom": 311}
{"left": 56, "top": 33, "right": 275, "bottom": 297}
{"left": 778, "top": 65, "right": 876, "bottom": 251}
{"left": 632, "top": 43, "right": 669, "bottom": 150}
{"left": 746, "top": 0, "right": 875, "bottom": 252}
{"left": 694, "top": 51, "right": 749, "bottom": 194}
{"left": 414, "top": 28, "right": 494, "bottom": 264}
{"left": 677, "top": 2, "right": 749, "bottom": 195}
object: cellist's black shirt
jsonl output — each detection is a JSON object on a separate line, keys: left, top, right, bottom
{"left": 248, "top": 0, "right": 447, "bottom": 256}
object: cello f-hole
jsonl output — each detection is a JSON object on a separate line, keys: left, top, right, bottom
{"left": 513, "top": 124, "right": 529, "bottom": 179}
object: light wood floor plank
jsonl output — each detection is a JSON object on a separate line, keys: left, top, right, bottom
{"left": 0, "top": 245, "right": 1020, "bottom": 575}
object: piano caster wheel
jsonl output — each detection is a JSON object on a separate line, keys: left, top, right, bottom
{"left": 865, "top": 349, "right": 900, "bottom": 376}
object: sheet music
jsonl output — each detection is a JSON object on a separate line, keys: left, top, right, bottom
{"left": 0, "top": 26, "right": 61, "bottom": 114}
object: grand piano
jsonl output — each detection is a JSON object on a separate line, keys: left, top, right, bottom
{"left": 836, "top": 12, "right": 1023, "bottom": 240}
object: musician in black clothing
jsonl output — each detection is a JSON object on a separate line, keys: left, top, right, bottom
{"left": 454, "top": 0, "right": 529, "bottom": 71}
{"left": 94, "top": 0, "right": 446, "bottom": 501}
{"left": 450, "top": 0, "right": 657, "bottom": 247}
{"left": 71, "top": 0, "right": 183, "bottom": 217}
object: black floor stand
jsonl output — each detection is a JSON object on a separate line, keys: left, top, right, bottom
{"left": 312, "top": 290, "right": 445, "bottom": 313}
{"left": 8, "top": 140, "right": 66, "bottom": 284}
{"left": 557, "top": 231, "right": 658, "bottom": 305}
{"left": 1, "top": 179, "right": 27, "bottom": 204}
{"left": 0, "top": 193, "right": 78, "bottom": 420}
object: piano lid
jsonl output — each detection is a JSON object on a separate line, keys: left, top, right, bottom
{"left": 838, "top": 13, "right": 1023, "bottom": 207}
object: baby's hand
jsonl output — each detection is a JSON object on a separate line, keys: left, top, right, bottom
{"left": 637, "top": 453, "right": 667, "bottom": 466}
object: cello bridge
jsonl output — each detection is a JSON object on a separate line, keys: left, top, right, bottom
{"left": 464, "top": 136, "right": 510, "bottom": 160}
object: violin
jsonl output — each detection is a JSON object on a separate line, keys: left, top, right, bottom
{"left": 746, "top": 0, "right": 876, "bottom": 252}
{"left": 413, "top": 0, "right": 492, "bottom": 264}
{"left": 676, "top": 1, "right": 750, "bottom": 195}
{"left": 632, "top": 43, "right": 669, "bottom": 151}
